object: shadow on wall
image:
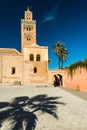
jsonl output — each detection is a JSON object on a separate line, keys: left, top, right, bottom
{"left": 0, "top": 95, "right": 65, "bottom": 130}
{"left": 54, "top": 74, "right": 63, "bottom": 87}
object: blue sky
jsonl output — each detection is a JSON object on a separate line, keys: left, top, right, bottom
{"left": 0, "top": 0, "right": 87, "bottom": 69}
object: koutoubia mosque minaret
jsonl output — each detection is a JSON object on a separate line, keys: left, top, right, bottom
{"left": 21, "top": 6, "right": 37, "bottom": 53}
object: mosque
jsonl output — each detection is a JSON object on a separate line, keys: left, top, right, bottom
{"left": 0, "top": 7, "right": 49, "bottom": 84}
{"left": 0, "top": 7, "right": 86, "bottom": 91}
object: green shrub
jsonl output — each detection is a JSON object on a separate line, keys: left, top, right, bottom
{"left": 67, "top": 58, "right": 87, "bottom": 78}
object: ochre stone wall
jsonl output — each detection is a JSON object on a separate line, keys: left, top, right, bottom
{"left": 2, "top": 55, "right": 23, "bottom": 84}
{"left": 23, "top": 62, "right": 48, "bottom": 83}
{"left": 23, "top": 47, "right": 48, "bottom": 83}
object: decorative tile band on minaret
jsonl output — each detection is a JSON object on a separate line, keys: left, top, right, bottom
{"left": 21, "top": 21, "right": 36, "bottom": 25}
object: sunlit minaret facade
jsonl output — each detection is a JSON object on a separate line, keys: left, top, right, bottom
{"left": 21, "top": 6, "right": 36, "bottom": 52}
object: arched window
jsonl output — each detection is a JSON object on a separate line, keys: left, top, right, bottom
{"left": 34, "top": 67, "right": 37, "bottom": 73}
{"left": 30, "top": 54, "right": 34, "bottom": 61}
{"left": 11, "top": 67, "right": 16, "bottom": 75}
{"left": 36, "top": 54, "right": 40, "bottom": 61}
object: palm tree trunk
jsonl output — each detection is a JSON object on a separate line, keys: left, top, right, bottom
{"left": 58, "top": 57, "right": 61, "bottom": 69}
{"left": 61, "top": 61, "right": 63, "bottom": 69}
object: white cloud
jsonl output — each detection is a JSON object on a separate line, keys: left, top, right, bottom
{"left": 42, "top": 0, "right": 62, "bottom": 23}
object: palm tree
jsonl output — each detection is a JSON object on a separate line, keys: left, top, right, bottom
{"left": 60, "top": 47, "right": 69, "bottom": 68}
{"left": 52, "top": 41, "right": 63, "bottom": 68}
{"left": 52, "top": 41, "right": 69, "bottom": 68}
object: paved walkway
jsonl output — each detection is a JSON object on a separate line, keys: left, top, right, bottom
{"left": 0, "top": 84, "right": 87, "bottom": 130}
{"left": 61, "top": 87, "right": 87, "bottom": 101}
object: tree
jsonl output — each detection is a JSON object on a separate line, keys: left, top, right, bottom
{"left": 60, "top": 47, "right": 69, "bottom": 68}
{"left": 52, "top": 41, "right": 69, "bottom": 69}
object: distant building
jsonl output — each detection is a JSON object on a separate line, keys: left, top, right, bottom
{"left": 0, "top": 7, "right": 48, "bottom": 84}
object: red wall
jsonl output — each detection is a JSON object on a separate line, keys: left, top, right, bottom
{"left": 64, "top": 68, "right": 87, "bottom": 91}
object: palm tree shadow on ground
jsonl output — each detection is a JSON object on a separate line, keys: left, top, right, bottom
{"left": 0, "top": 95, "right": 65, "bottom": 130}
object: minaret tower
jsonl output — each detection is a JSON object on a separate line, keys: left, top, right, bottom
{"left": 21, "top": 6, "right": 36, "bottom": 53}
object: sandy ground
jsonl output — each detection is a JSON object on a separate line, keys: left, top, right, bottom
{"left": 0, "top": 84, "right": 87, "bottom": 130}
